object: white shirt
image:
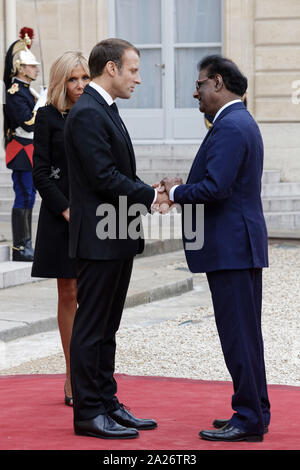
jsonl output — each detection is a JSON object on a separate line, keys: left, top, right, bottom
{"left": 169, "top": 99, "right": 242, "bottom": 201}
{"left": 89, "top": 80, "right": 114, "bottom": 105}
{"left": 212, "top": 99, "right": 242, "bottom": 123}
{"left": 89, "top": 81, "right": 157, "bottom": 204}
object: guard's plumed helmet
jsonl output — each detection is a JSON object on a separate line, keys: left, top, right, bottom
{"left": 12, "top": 27, "right": 40, "bottom": 74}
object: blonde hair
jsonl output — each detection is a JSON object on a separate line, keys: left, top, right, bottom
{"left": 47, "top": 51, "right": 89, "bottom": 112}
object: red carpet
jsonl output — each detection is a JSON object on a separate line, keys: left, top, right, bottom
{"left": 0, "top": 374, "right": 299, "bottom": 451}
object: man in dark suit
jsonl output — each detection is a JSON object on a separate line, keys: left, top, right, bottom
{"left": 65, "top": 38, "right": 168, "bottom": 439}
{"left": 162, "top": 55, "right": 270, "bottom": 442}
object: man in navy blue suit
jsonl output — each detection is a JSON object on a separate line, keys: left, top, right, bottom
{"left": 162, "top": 55, "right": 270, "bottom": 442}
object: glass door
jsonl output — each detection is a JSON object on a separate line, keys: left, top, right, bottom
{"left": 173, "top": 0, "right": 222, "bottom": 139}
{"left": 108, "top": 0, "right": 222, "bottom": 141}
{"left": 108, "top": 0, "right": 164, "bottom": 139}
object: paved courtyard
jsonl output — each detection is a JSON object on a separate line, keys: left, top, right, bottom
{"left": 0, "top": 240, "right": 299, "bottom": 389}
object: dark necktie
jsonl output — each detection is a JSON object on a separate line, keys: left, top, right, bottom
{"left": 110, "top": 102, "right": 126, "bottom": 132}
{"left": 110, "top": 102, "right": 136, "bottom": 173}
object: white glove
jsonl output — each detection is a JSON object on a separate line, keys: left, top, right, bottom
{"left": 33, "top": 86, "right": 48, "bottom": 111}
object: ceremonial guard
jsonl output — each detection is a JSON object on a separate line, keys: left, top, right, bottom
{"left": 3, "top": 28, "right": 40, "bottom": 261}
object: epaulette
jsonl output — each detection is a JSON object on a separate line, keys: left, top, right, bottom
{"left": 7, "top": 83, "right": 19, "bottom": 95}
{"left": 24, "top": 110, "right": 37, "bottom": 126}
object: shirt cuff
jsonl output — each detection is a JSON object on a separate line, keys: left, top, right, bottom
{"left": 151, "top": 189, "right": 157, "bottom": 205}
{"left": 169, "top": 185, "right": 179, "bottom": 202}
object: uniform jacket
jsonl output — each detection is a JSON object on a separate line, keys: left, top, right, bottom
{"left": 4, "top": 77, "right": 36, "bottom": 170}
{"left": 64, "top": 84, "right": 155, "bottom": 260}
{"left": 174, "top": 102, "right": 269, "bottom": 273}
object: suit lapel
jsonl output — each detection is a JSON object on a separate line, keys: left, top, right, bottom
{"left": 84, "top": 85, "right": 136, "bottom": 175}
{"left": 213, "top": 101, "right": 246, "bottom": 125}
{"left": 186, "top": 102, "right": 246, "bottom": 183}
{"left": 110, "top": 107, "right": 136, "bottom": 175}
{"left": 186, "top": 126, "right": 213, "bottom": 183}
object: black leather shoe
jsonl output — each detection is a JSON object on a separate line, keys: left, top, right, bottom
{"left": 109, "top": 404, "right": 157, "bottom": 430}
{"left": 199, "top": 423, "right": 263, "bottom": 442}
{"left": 74, "top": 414, "right": 139, "bottom": 439}
{"left": 213, "top": 418, "right": 268, "bottom": 434}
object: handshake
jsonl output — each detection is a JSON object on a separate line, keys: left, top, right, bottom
{"left": 152, "top": 176, "right": 183, "bottom": 214}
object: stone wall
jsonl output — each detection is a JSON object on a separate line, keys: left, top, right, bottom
{"left": 0, "top": 0, "right": 108, "bottom": 165}
{"left": 224, "top": 0, "right": 300, "bottom": 181}
{"left": 15, "top": 0, "right": 108, "bottom": 91}
{"left": 1, "top": 0, "right": 300, "bottom": 181}
{"left": 254, "top": 0, "right": 300, "bottom": 181}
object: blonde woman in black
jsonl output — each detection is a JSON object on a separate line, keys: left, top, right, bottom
{"left": 32, "top": 51, "right": 90, "bottom": 405}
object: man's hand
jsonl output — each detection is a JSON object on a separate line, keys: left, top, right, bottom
{"left": 152, "top": 182, "right": 166, "bottom": 193}
{"left": 152, "top": 183, "right": 174, "bottom": 214}
{"left": 160, "top": 176, "right": 183, "bottom": 194}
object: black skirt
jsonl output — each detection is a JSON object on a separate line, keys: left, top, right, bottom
{"left": 32, "top": 202, "right": 77, "bottom": 279}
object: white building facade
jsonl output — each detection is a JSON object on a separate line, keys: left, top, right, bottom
{"left": 1, "top": 0, "right": 300, "bottom": 181}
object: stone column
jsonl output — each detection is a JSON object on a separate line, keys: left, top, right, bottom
{"left": 254, "top": 0, "right": 300, "bottom": 181}
{"left": 4, "top": 0, "right": 16, "bottom": 50}
{"left": 223, "top": 0, "right": 255, "bottom": 113}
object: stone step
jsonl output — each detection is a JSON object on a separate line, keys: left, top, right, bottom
{"left": 138, "top": 170, "right": 189, "bottom": 185}
{"left": 0, "top": 235, "right": 184, "bottom": 263}
{"left": 0, "top": 236, "right": 184, "bottom": 288}
{"left": 0, "top": 250, "right": 193, "bottom": 340}
{"left": 0, "top": 212, "right": 39, "bottom": 223}
{"left": 137, "top": 159, "right": 281, "bottom": 181}
{"left": 0, "top": 171, "right": 11, "bottom": 184}
{"left": 0, "top": 275, "right": 211, "bottom": 367}
{"left": 0, "top": 245, "right": 10, "bottom": 262}
{"left": 133, "top": 144, "right": 199, "bottom": 158}
{"left": 0, "top": 183, "right": 42, "bottom": 200}
{"left": 0, "top": 185, "right": 14, "bottom": 198}
{"left": 262, "top": 197, "right": 300, "bottom": 212}
{"left": 0, "top": 260, "right": 41, "bottom": 289}
{"left": 264, "top": 211, "right": 300, "bottom": 230}
{"left": 0, "top": 198, "right": 41, "bottom": 213}
{"left": 136, "top": 158, "right": 194, "bottom": 171}
{"left": 0, "top": 168, "right": 281, "bottom": 183}
{"left": 0, "top": 207, "right": 298, "bottom": 291}
{"left": 262, "top": 170, "right": 281, "bottom": 184}
{"left": 262, "top": 182, "right": 300, "bottom": 197}
{"left": 138, "top": 170, "right": 284, "bottom": 186}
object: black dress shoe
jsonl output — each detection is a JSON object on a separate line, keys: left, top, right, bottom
{"left": 213, "top": 418, "right": 268, "bottom": 434}
{"left": 199, "top": 423, "right": 263, "bottom": 442}
{"left": 74, "top": 414, "right": 139, "bottom": 439}
{"left": 109, "top": 404, "right": 157, "bottom": 430}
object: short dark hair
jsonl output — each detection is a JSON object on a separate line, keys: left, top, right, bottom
{"left": 88, "top": 38, "right": 140, "bottom": 79}
{"left": 198, "top": 55, "right": 248, "bottom": 96}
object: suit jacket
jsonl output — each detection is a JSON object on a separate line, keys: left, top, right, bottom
{"left": 174, "top": 102, "right": 269, "bottom": 273}
{"left": 64, "top": 84, "right": 155, "bottom": 260}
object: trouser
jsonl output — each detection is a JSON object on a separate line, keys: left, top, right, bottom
{"left": 11, "top": 170, "right": 36, "bottom": 209}
{"left": 206, "top": 268, "right": 271, "bottom": 434}
{"left": 70, "top": 257, "right": 134, "bottom": 421}
{"left": 11, "top": 171, "right": 36, "bottom": 261}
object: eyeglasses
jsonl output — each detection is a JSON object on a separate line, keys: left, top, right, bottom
{"left": 195, "top": 75, "right": 215, "bottom": 91}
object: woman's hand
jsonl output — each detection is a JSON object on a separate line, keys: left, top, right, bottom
{"left": 62, "top": 207, "right": 70, "bottom": 222}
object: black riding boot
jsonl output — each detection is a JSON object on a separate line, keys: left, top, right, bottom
{"left": 24, "top": 208, "right": 34, "bottom": 258}
{"left": 11, "top": 208, "right": 34, "bottom": 261}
